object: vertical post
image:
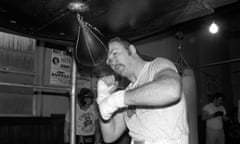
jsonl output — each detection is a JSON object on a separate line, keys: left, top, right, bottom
{"left": 70, "top": 12, "right": 82, "bottom": 144}
{"left": 34, "top": 41, "right": 45, "bottom": 116}
{"left": 70, "top": 56, "right": 77, "bottom": 144}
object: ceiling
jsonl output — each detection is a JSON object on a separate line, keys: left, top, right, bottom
{"left": 0, "top": 0, "right": 239, "bottom": 42}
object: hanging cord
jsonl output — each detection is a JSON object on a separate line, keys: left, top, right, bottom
{"left": 76, "top": 13, "right": 83, "bottom": 26}
{"left": 175, "top": 31, "right": 190, "bottom": 75}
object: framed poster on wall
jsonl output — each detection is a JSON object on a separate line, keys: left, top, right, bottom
{"left": 49, "top": 49, "right": 72, "bottom": 86}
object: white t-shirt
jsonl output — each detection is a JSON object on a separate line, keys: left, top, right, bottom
{"left": 125, "top": 58, "right": 189, "bottom": 144}
{"left": 202, "top": 103, "right": 226, "bottom": 130}
{"left": 65, "top": 104, "right": 98, "bottom": 136}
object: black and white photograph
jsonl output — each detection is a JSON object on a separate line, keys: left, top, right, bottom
{"left": 0, "top": 1, "right": 240, "bottom": 144}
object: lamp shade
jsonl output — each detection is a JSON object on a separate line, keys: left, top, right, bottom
{"left": 74, "top": 21, "right": 108, "bottom": 67}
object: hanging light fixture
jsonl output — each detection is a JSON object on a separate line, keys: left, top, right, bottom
{"left": 175, "top": 31, "right": 189, "bottom": 75}
{"left": 209, "top": 21, "right": 219, "bottom": 34}
{"left": 67, "top": 1, "right": 89, "bottom": 12}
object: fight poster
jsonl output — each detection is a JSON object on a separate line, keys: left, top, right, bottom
{"left": 50, "top": 49, "right": 72, "bottom": 86}
{"left": 76, "top": 73, "right": 91, "bottom": 89}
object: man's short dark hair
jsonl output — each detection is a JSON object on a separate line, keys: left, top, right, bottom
{"left": 109, "top": 37, "right": 132, "bottom": 47}
{"left": 209, "top": 92, "right": 224, "bottom": 102}
{"left": 214, "top": 92, "right": 224, "bottom": 99}
{"left": 108, "top": 37, "right": 139, "bottom": 55}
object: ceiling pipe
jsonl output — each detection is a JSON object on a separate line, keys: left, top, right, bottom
{"left": 196, "top": 58, "right": 240, "bottom": 68}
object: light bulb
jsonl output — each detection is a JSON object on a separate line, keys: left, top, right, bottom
{"left": 68, "top": 2, "right": 89, "bottom": 12}
{"left": 209, "top": 21, "right": 219, "bottom": 34}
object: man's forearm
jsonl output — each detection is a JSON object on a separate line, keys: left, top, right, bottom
{"left": 100, "top": 118, "right": 118, "bottom": 143}
{"left": 202, "top": 112, "right": 216, "bottom": 120}
{"left": 99, "top": 113, "right": 126, "bottom": 143}
{"left": 125, "top": 77, "right": 181, "bottom": 107}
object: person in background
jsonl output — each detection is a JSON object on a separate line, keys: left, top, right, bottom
{"left": 202, "top": 92, "right": 228, "bottom": 144}
{"left": 97, "top": 37, "right": 189, "bottom": 144}
{"left": 64, "top": 88, "right": 100, "bottom": 144}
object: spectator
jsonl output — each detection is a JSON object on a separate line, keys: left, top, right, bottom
{"left": 202, "top": 93, "right": 228, "bottom": 144}
{"left": 64, "top": 88, "right": 100, "bottom": 144}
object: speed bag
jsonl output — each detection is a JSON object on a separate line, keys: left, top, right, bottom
{"left": 74, "top": 22, "right": 108, "bottom": 67}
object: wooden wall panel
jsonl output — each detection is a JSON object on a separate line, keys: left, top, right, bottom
{"left": 0, "top": 116, "right": 65, "bottom": 144}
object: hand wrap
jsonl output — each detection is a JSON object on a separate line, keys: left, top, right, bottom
{"left": 98, "top": 90, "right": 126, "bottom": 120}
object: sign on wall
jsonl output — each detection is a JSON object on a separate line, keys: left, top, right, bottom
{"left": 50, "top": 49, "right": 72, "bottom": 86}
{"left": 77, "top": 73, "right": 91, "bottom": 88}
